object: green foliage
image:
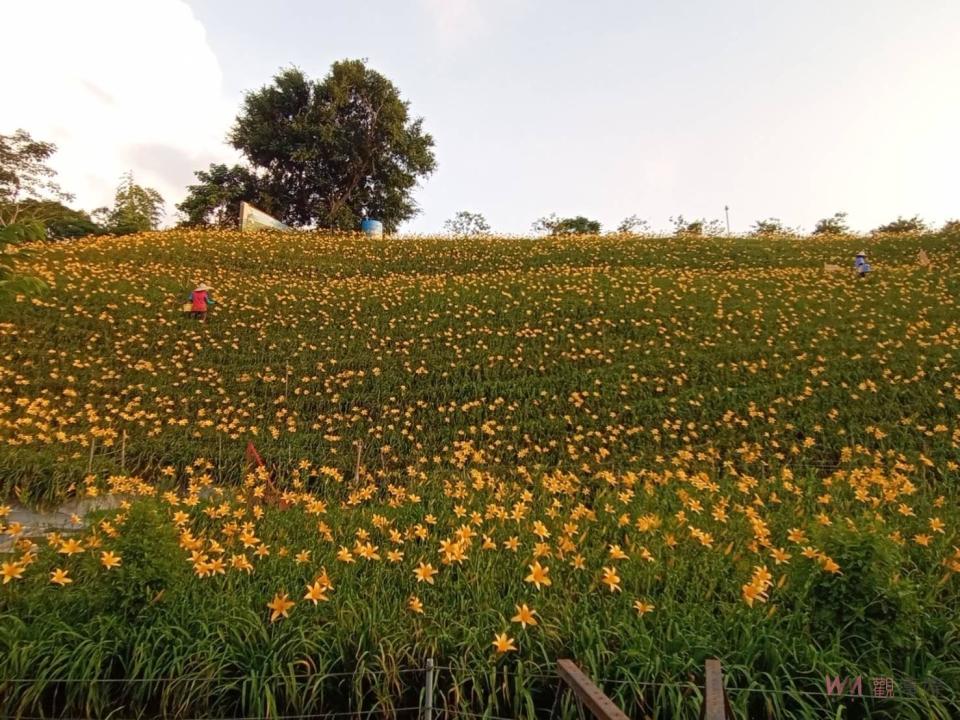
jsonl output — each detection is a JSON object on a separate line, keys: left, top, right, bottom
{"left": 873, "top": 215, "right": 927, "bottom": 234}
{"left": 98, "top": 502, "right": 188, "bottom": 617}
{"left": 812, "top": 212, "right": 850, "bottom": 236}
{"left": 941, "top": 219, "right": 960, "bottom": 234}
{"left": 443, "top": 210, "right": 490, "bottom": 237}
{"left": 532, "top": 213, "right": 601, "bottom": 235}
{"left": 794, "top": 525, "right": 922, "bottom": 658}
{"left": 0, "top": 219, "right": 45, "bottom": 245}
{"left": 7, "top": 199, "right": 102, "bottom": 239}
{"left": 188, "top": 61, "right": 436, "bottom": 233}
{"left": 94, "top": 172, "right": 164, "bottom": 235}
{"left": 0, "top": 220, "right": 48, "bottom": 290}
{"left": 177, "top": 163, "right": 262, "bottom": 228}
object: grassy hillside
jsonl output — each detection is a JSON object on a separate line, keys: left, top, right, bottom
{"left": 1, "top": 230, "right": 959, "bottom": 719}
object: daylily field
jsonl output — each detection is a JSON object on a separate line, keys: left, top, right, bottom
{"left": 1, "top": 230, "right": 959, "bottom": 719}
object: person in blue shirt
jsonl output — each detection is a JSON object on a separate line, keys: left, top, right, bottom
{"left": 854, "top": 250, "right": 871, "bottom": 278}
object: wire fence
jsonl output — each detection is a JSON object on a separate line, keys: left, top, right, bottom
{"left": 6, "top": 711, "right": 425, "bottom": 720}
{"left": 2, "top": 661, "right": 954, "bottom": 716}
{"left": 0, "top": 666, "right": 447, "bottom": 685}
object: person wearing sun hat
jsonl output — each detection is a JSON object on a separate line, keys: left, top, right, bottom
{"left": 853, "top": 250, "right": 871, "bottom": 278}
{"left": 186, "top": 282, "right": 216, "bottom": 322}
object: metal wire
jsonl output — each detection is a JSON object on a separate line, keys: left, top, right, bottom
{"left": 4, "top": 667, "right": 949, "bottom": 704}
{"left": 724, "top": 683, "right": 953, "bottom": 701}
{"left": 1, "top": 667, "right": 432, "bottom": 684}
{"left": 7, "top": 709, "right": 424, "bottom": 720}
{"left": 443, "top": 711, "right": 518, "bottom": 720}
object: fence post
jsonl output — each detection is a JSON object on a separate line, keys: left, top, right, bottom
{"left": 87, "top": 437, "right": 96, "bottom": 475}
{"left": 424, "top": 657, "right": 434, "bottom": 720}
{"left": 120, "top": 430, "right": 127, "bottom": 472}
{"left": 354, "top": 441, "right": 363, "bottom": 483}
{"left": 556, "top": 659, "right": 629, "bottom": 720}
{"left": 702, "top": 659, "right": 732, "bottom": 720}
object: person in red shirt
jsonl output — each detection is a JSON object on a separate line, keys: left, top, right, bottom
{"left": 186, "top": 282, "right": 215, "bottom": 322}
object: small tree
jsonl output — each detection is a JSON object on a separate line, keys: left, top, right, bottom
{"left": 672, "top": 216, "right": 702, "bottom": 236}
{"left": 177, "top": 164, "right": 260, "bottom": 228}
{"left": 939, "top": 219, "right": 960, "bottom": 234}
{"left": 812, "top": 212, "right": 849, "bottom": 236}
{"left": 616, "top": 214, "right": 650, "bottom": 234}
{"left": 94, "top": 172, "right": 164, "bottom": 235}
{"left": 751, "top": 218, "right": 785, "bottom": 236}
{"left": 670, "top": 215, "right": 724, "bottom": 237}
{"left": 443, "top": 211, "right": 490, "bottom": 236}
{"left": 872, "top": 215, "right": 927, "bottom": 234}
{"left": 532, "top": 214, "right": 601, "bottom": 235}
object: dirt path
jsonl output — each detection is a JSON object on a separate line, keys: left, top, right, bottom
{"left": 1, "top": 496, "right": 123, "bottom": 553}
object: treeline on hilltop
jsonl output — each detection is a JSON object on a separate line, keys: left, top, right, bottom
{"left": 2, "top": 58, "right": 958, "bottom": 255}
{"left": 1, "top": 122, "right": 957, "bottom": 247}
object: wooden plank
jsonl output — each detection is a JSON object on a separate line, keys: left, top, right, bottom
{"left": 703, "top": 659, "right": 727, "bottom": 720}
{"left": 556, "top": 659, "right": 630, "bottom": 720}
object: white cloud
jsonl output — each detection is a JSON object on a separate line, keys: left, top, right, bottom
{"left": 417, "top": 0, "right": 528, "bottom": 51}
{"left": 418, "top": 0, "right": 487, "bottom": 47}
{"left": 0, "top": 0, "right": 239, "bottom": 223}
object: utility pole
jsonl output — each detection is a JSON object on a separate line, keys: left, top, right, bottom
{"left": 724, "top": 205, "right": 731, "bottom": 235}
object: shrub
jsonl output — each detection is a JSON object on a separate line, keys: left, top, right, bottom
{"left": 793, "top": 524, "right": 921, "bottom": 658}
{"left": 812, "top": 212, "right": 849, "bottom": 236}
{"left": 97, "top": 501, "right": 188, "bottom": 617}
{"left": 872, "top": 215, "right": 927, "bottom": 234}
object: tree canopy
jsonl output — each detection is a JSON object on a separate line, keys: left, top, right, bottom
{"left": 532, "top": 214, "right": 601, "bottom": 235}
{"left": 13, "top": 200, "right": 101, "bottom": 239}
{"left": 177, "top": 164, "right": 260, "bottom": 229}
{"left": 872, "top": 215, "right": 927, "bottom": 234}
{"left": 94, "top": 172, "right": 164, "bottom": 235}
{"left": 0, "top": 129, "right": 73, "bottom": 226}
{"left": 669, "top": 215, "right": 724, "bottom": 237}
{"left": 812, "top": 212, "right": 850, "bottom": 236}
{"left": 178, "top": 61, "right": 436, "bottom": 233}
{"left": 616, "top": 215, "right": 650, "bottom": 234}
{"left": 750, "top": 218, "right": 786, "bottom": 236}
{"left": 444, "top": 211, "right": 490, "bottom": 237}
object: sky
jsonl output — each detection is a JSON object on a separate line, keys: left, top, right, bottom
{"left": 2, "top": 0, "right": 959, "bottom": 234}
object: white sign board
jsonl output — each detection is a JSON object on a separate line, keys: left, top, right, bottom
{"left": 240, "top": 201, "right": 292, "bottom": 232}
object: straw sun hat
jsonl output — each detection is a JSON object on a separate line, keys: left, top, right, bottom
{"left": 195, "top": 282, "right": 210, "bottom": 291}
{"left": 856, "top": 250, "right": 866, "bottom": 257}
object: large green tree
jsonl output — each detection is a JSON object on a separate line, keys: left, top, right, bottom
{"left": 94, "top": 172, "right": 165, "bottom": 235}
{"left": 179, "top": 61, "right": 436, "bottom": 233}
{"left": 0, "top": 128, "right": 74, "bottom": 226}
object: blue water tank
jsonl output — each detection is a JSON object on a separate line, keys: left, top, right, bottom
{"left": 360, "top": 218, "right": 383, "bottom": 238}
